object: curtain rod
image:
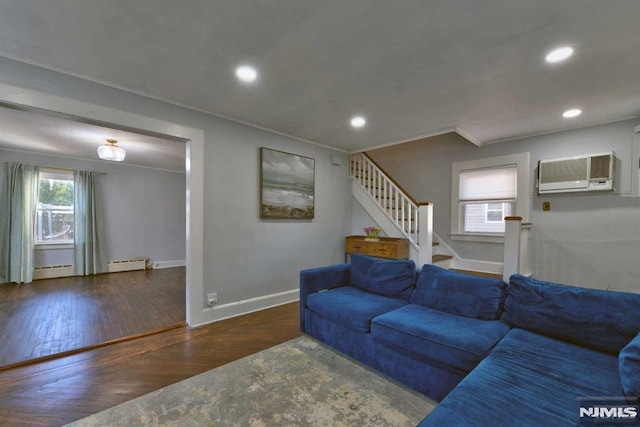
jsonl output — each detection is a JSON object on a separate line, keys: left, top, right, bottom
{"left": 2, "top": 162, "right": 107, "bottom": 175}
{"left": 41, "top": 166, "right": 107, "bottom": 176}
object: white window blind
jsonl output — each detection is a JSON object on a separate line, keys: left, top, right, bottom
{"left": 459, "top": 166, "right": 517, "bottom": 201}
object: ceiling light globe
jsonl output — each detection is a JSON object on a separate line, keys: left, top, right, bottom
{"left": 545, "top": 46, "right": 574, "bottom": 64}
{"left": 98, "top": 139, "right": 126, "bottom": 161}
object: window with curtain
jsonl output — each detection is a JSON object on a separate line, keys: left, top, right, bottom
{"left": 459, "top": 166, "right": 516, "bottom": 233}
{"left": 0, "top": 163, "right": 108, "bottom": 284}
{"left": 0, "top": 162, "right": 40, "bottom": 284}
{"left": 74, "top": 170, "right": 108, "bottom": 276}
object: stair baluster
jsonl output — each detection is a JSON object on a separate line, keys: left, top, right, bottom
{"left": 350, "top": 153, "right": 431, "bottom": 266}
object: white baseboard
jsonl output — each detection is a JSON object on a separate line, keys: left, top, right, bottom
{"left": 152, "top": 259, "right": 186, "bottom": 269}
{"left": 191, "top": 289, "right": 298, "bottom": 328}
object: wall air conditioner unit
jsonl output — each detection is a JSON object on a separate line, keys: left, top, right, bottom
{"left": 538, "top": 152, "right": 614, "bottom": 194}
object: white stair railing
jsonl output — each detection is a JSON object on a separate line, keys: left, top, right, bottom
{"left": 350, "top": 153, "right": 433, "bottom": 267}
{"left": 503, "top": 216, "right": 532, "bottom": 281}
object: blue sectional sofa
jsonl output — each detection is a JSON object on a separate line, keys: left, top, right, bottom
{"left": 300, "top": 254, "right": 640, "bottom": 426}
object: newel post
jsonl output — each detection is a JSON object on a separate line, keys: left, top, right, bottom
{"left": 503, "top": 216, "right": 523, "bottom": 282}
{"left": 418, "top": 203, "right": 433, "bottom": 268}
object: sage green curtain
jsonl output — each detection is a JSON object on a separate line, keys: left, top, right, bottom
{"left": 0, "top": 163, "right": 39, "bottom": 284}
{"left": 74, "top": 170, "right": 108, "bottom": 275}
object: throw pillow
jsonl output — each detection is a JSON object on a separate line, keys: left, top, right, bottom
{"left": 410, "top": 264, "right": 507, "bottom": 320}
{"left": 350, "top": 253, "right": 415, "bottom": 300}
{"left": 620, "top": 331, "right": 640, "bottom": 397}
{"left": 503, "top": 275, "right": 640, "bottom": 354}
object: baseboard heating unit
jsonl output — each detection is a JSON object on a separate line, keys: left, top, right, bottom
{"left": 107, "top": 258, "right": 146, "bottom": 273}
{"left": 33, "top": 258, "right": 147, "bottom": 280}
{"left": 33, "top": 264, "right": 74, "bottom": 280}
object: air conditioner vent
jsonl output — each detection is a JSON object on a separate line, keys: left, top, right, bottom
{"left": 590, "top": 155, "right": 611, "bottom": 179}
{"left": 538, "top": 152, "right": 614, "bottom": 194}
{"left": 539, "top": 158, "right": 587, "bottom": 184}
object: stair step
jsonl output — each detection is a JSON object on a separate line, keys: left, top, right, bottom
{"left": 432, "top": 254, "right": 453, "bottom": 263}
{"left": 450, "top": 269, "right": 503, "bottom": 280}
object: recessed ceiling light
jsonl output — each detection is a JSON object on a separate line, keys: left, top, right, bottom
{"left": 350, "top": 116, "right": 366, "bottom": 128}
{"left": 545, "top": 46, "right": 574, "bottom": 64}
{"left": 562, "top": 108, "right": 582, "bottom": 118}
{"left": 235, "top": 65, "right": 258, "bottom": 83}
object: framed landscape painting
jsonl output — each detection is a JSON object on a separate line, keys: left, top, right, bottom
{"left": 260, "top": 147, "right": 315, "bottom": 219}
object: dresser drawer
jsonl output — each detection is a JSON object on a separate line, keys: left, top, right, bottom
{"left": 345, "top": 239, "right": 365, "bottom": 253}
{"left": 344, "top": 235, "right": 409, "bottom": 260}
{"left": 369, "top": 243, "right": 397, "bottom": 258}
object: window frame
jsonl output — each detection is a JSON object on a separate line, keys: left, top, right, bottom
{"left": 35, "top": 169, "right": 75, "bottom": 247}
{"left": 450, "top": 152, "right": 530, "bottom": 243}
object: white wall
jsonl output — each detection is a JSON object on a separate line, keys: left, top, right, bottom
{"left": 200, "top": 126, "right": 351, "bottom": 305}
{"left": 351, "top": 198, "right": 388, "bottom": 238}
{"left": 0, "top": 148, "right": 186, "bottom": 267}
{"left": 367, "top": 120, "right": 640, "bottom": 292}
{"left": 0, "top": 57, "right": 352, "bottom": 317}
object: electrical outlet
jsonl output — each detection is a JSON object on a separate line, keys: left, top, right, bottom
{"left": 207, "top": 292, "right": 218, "bottom": 306}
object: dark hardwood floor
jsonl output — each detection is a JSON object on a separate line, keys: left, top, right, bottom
{"left": 0, "top": 267, "right": 185, "bottom": 369}
{"left": 0, "top": 301, "right": 301, "bottom": 427}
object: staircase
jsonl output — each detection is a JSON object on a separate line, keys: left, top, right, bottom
{"left": 350, "top": 153, "right": 452, "bottom": 267}
{"left": 432, "top": 244, "right": 454, "bottom": 267}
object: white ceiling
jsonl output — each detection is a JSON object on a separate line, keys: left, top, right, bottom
{"left": 0, "top": 1, "right": 638, "bottom": 154}
{"left": 0, "top": 106, "right": 186, "bottom": 171}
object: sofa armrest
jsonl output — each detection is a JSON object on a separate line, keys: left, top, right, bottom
{"left": 299, "top": 263, "right": 350, "bottom": 332}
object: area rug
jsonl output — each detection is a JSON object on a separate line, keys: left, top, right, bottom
{"left": 66, "top": 336, "right": 435, "bottom": 426}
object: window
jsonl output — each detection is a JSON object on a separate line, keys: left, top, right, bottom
{"left": 36, "top": 170, "right": 74, "bottom": 244}
{"left": 460, "top": 166, "right": 516, "bottom": 233}
{"left": 451, "top": 153, "right": 529, "bottom": 242}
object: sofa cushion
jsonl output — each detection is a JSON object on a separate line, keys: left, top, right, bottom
{"left": 410, "top": 264, "right": 507, "bottom": 320}
{"left": 620, "top": 332, "right": 640, "bottom": 397}
{"left": 306, "top": 286, "right": 407, "bottom": 332}
{"left": 350, "top": 253, "right": 415, "bottom": 300}
{"left": 502, "top": 275, "right": 640, "bottom": 354}
{"left": 420, "top": 328, "right": 624, "bottom": 427}
{"left": 371, "top": 304, "right": 510, "bottom": 372}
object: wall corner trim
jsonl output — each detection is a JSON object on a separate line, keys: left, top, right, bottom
{"left": 153, "top": 259, "right": 186, "bottom": 269}
{"left": 190, "top": 289, "right": 299, "bottom": 328}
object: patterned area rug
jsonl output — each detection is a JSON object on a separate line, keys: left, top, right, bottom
{"left": 66, "top": 336, "right": 435, "bottom": 426}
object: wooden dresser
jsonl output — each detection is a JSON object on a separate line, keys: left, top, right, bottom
{"left": 345, "top": 235, "right": 410, "bottom": 261}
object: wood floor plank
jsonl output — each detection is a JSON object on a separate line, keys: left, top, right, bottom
{"left": 0, "top": 267, "right": 185, "bottom": 368}
{"left": 0, "top": 301, "right": 301, "bottom": 427}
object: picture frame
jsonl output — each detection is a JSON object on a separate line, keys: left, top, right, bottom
{"left": 260, "top": 147, "right": 315, "bottom": 219}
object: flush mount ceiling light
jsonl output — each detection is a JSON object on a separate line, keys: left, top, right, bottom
{"left": 545, "top": 46, "right": 574, "bottom": 64}
{"left": 97, "top": 139, "right": 126, "bottom": 161}
{"left": 350, "top": 116, "right": 367, "bottom": 128}
{"left": 562, "top": 108, "right": 582, "bottom": 118}
{"left": 235, "top": 65, "right": 258, "bottom": 83}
